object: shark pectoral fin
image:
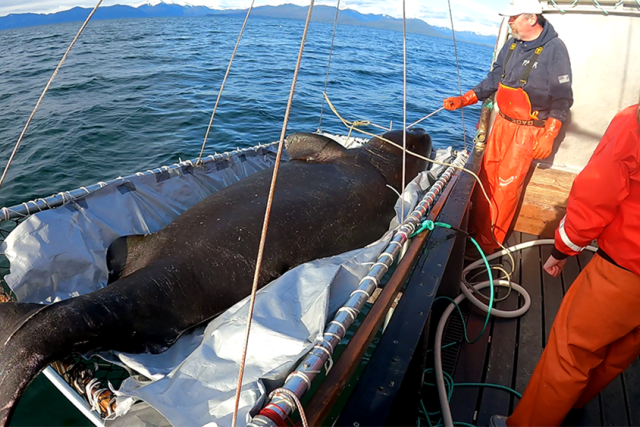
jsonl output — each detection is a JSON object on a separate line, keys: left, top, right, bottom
{"left": 107, "top": 234, "right": 146, "bottom": 283}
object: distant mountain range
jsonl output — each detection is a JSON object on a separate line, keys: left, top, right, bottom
{"left": 0, "top": 3, "right": 497, "bottom": 46}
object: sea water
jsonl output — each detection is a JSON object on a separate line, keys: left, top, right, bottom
{"left": 0, "top": 15, "right": 492, "bottom": 426}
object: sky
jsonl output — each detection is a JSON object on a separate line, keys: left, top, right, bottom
{"left": 0, "top": 0, "right": 509, "bottom": 35}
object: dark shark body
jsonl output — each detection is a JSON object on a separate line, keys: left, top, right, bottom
{"left": 0, "top": 129, "right": 432, "bottom": 425}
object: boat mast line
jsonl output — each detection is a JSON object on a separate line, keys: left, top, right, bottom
{"left": 409, "top": 107, "right": 445, "bottom": 128}
{"left": 0, "top": 0, "right": 104, "bottom": 193}
{"left": 447, "top": 0, "right": 468, "bottom": 152}
{"left": 317, "top": 0, "right": 341, "bottom": 133}
{"left": 401, "top": 0, "right": 408, "bottom": 222}
{"left": 231, "top": 1, "right": 316, "bottom": 426}
{"left": 197, "top": 0, "right": 256, "bottom": 165}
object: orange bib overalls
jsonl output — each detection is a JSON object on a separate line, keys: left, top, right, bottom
{"left": 469, "top": 45, "right": 547, "bottom": 253}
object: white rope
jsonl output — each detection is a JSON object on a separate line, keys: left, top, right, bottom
{"left": 0, "top": 0, "right": 104, "bottom": 193}
{"left": 318, "top": 336, "right": 335, "bottom": 353}
{"left": 231, "top": 2, "right": 316, "bottom": 426}
{"left": 313, "top": 344, "right": 334, "bottom": 374}
{"left": 324, "top": 331, "right": 342, "bottom": 342}
{"left": 329, "top": 320, "right": 347, "bottom": 336}
{"left": 350, "top": 289, "right": 373, "bottom": 300}
{"left": 268, "top": 388, "right": 309, "bottom": 427}
{"left": 197, "top": 0, "right": 256, "bottom": 164}
{"left": 337, "top": 306, "right": 359, "bottom": 323}
{"left": 385, "top": 184, "right": 402, "bottom": 199}
{"left": 358, "top": 275, "right": 379, "bottom": 286}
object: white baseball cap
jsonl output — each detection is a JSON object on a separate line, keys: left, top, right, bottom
{"left": 499, "top": 0, "right": 543, "bottom": 16}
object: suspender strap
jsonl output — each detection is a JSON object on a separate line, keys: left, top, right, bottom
{"left": 520, "top": 46, "right": 544, "bottom": 85}
{"left": 501, "top": 43, "right": 517, "bottom": 80}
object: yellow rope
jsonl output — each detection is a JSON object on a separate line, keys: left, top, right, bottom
{"left": 321, "top": 92, "right": 391, "bottom": 132}
{"left": 323, "top": 92, "right": 516, "bottom": 271}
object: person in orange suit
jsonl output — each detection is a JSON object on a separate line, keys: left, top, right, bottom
{"left": 444, "top": 0, "right": 573, "bottom": 254}
{"left": 490, "top": 99, "right": 640, "bottom": 427}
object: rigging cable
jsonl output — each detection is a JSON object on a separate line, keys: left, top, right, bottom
{"left": 401, "top": 0, "right": 408, "bottom": 222}
{"left": 230, "top": 1, "right": 316, "bottom": 426}
{"left": 322, "top": 93, "right": 516, "bottom": 276}
{"left": 409, "top": 106, "right": 445, "bottom": 128}
{"left": 197, "top": 0, "right": 257, "bottom": 164}
{"left": 317, "top": 0, "right": 341, "bottom": 132}
{"left": 0, "top": 0, "right": 104, "bottom": 193}
{"left": 447, "top": 0, "right": 468, "bottom": 151}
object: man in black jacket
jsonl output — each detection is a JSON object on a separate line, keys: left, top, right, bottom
{"left": 443, "top": 0, "right": 573, "bottom": 255}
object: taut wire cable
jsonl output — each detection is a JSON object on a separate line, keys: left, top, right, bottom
{"left": 197, "top": 0, "right": 256, "bottom": 164}
{"left": 447, "top": 0, "right": 468, "bottom": 151}
{"left": 401, "top": 0, "right": 408, "bottom": 222}
{"left": 0, "top": 0, "right": 104, "bottom": 193}
{"left": 409, "top": 106, "right": 445, "bottom": 128}
{"left": 230, "top": 1, "right": 316, "bottom": 426}
{"left": 317, "top": 0, "right": 341, "bottom": 132}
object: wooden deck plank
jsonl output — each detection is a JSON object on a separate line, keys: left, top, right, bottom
{"left": 513, "top": 233, "right": 544, "bottom": 404}
{"left": 446, "top": 230, "right": 640, "bottom": 427}
{"left": 623, "top": 357, "right": 640, "bottom": 426}
{"left": 476, "top": 233, "right": 521, "bottom": 426}
{"left": 601, "top": 376, "right": 630, "bottom": 426}
{"left": 561, "top": 256, "right": 581, "bottom": 293}
{"left": 449, "top": 305, "right": 492, "bottom": 424}
{"left": 448, "top": 247, "right": 506, "bottom": 425}
{"left": 514, "top": 166, "right": 575, "bottom": 237}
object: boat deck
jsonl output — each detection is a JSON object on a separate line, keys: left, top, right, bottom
{"left": 422, "top": 231, "right": 640, "bottom": 427}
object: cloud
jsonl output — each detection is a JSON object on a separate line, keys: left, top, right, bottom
{"left": 0, "top": 0, "right": 502, "bottom": 35}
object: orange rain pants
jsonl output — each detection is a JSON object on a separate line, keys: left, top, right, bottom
{"left": 468, "top": 84, "right": 545, "bottom": 253}
{"left": 508, "top": 255, "right": 640, "bottom": 426}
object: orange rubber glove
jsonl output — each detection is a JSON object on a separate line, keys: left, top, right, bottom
{"left": 443, "top": 90, "right": 478, "bottom": 111}
{"left": 532, "top": 117, "right": 562, "bottom": 159}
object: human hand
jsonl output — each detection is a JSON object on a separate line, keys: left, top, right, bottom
{"left": 533, "top": 117, "right": 562, "bottom": 159}
{"left": 532, "top": 133, "right": 554, "bottom": 159}
{"left": 543, "top": 255, "right": 567, "bottom": 277}
{"left": 443, "top": 90, "right": 478, "bottom": 111}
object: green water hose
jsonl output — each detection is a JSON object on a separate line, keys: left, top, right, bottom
{"left": 413, "top": 221, "right": 534, "bottom": 427}
{"left": 430, "top": 233, "right": 598, "bottom": 427}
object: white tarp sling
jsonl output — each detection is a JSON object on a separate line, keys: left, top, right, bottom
{"left": 0, "top": 139, "right": 453, "bottom": 427}
{"left": 2, "top": 145, "right": 279, "bottom": 303}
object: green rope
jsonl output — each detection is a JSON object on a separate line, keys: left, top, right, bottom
{"left": 484, "top": 98, "right": 494, "bottom": 111}
{"left": 410, "top": 219, "right": 459, "bottom": 238}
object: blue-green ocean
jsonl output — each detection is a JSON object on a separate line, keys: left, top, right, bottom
{"left": 0, "top": 15, "right": 492, "bottom": 426}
